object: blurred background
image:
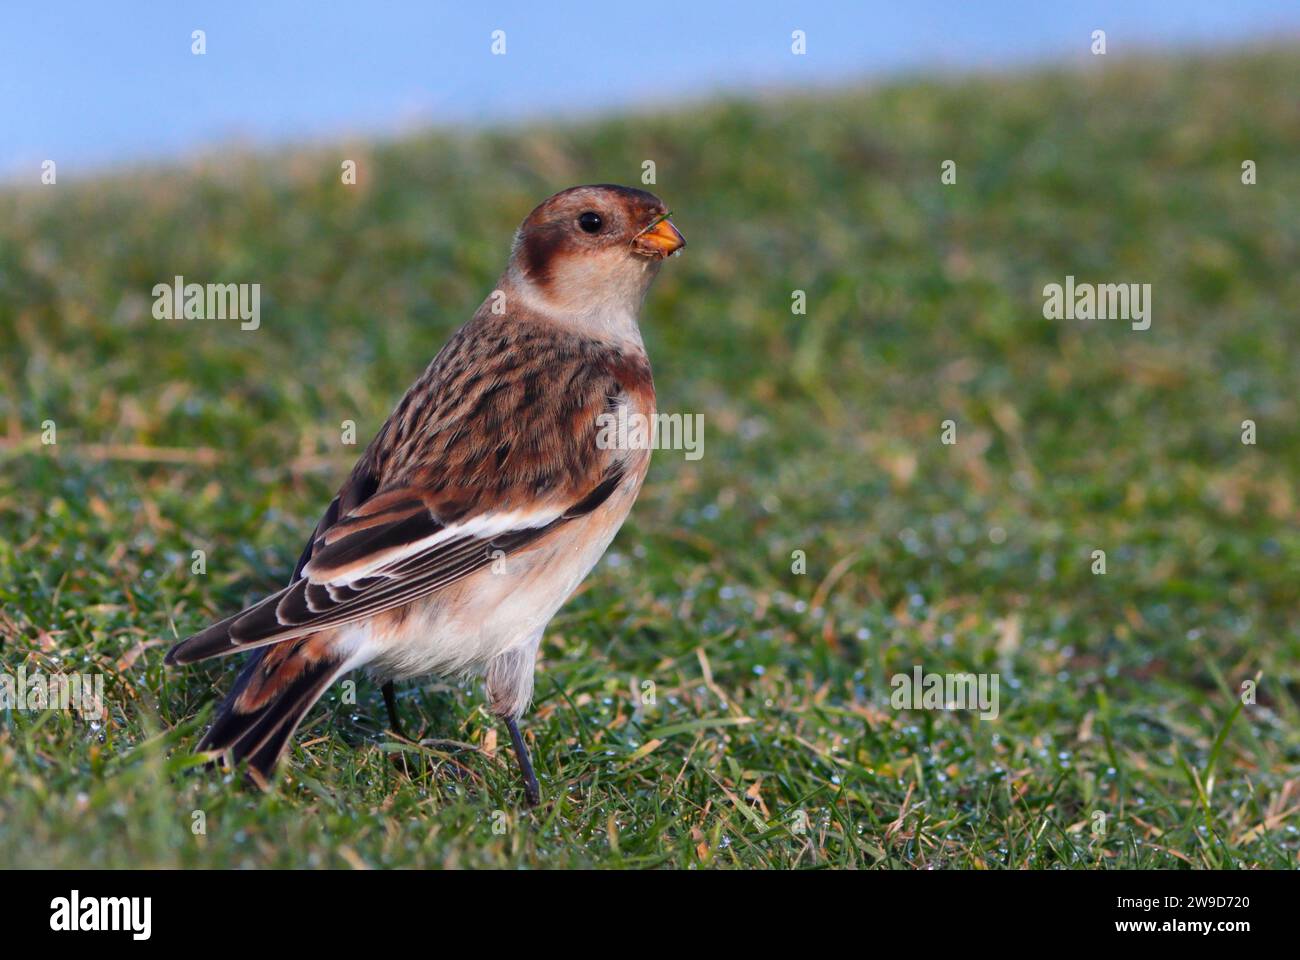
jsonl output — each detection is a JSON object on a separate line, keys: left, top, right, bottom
{"left": 3, "top": 0, "right": 1299, "bottom": 179}
{"left": 1, "top": 2, "right": 1298, "bottom": 868}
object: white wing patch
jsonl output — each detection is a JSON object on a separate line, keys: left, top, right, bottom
{"left": 300, "top": 506, "right": 564, "bottom": 587}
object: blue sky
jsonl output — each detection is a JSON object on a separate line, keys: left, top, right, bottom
{"left": 1, "top": 1, "right": 1297, "bottom": 178}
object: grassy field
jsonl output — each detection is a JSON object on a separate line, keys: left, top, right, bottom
{"left": 1, "top": 47, "right": 1298, "bottom": 869}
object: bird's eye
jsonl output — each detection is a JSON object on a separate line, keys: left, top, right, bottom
{"left": 578, "top": 211, "right": 603, "bottom": 234}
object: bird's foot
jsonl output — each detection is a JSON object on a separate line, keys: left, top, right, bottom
{"left": 504, "top": 716, "right": 541, "bottom": 807}
{"left": 380, "top": 680, "right": 430, "bottom": 743}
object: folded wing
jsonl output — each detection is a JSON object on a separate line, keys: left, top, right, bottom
{"left": 165, "top": 468, "right": 622, "bottom": 665}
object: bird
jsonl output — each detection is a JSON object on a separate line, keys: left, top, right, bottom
{"left": 165, "top": 184, "right": 685, "bottom": 805}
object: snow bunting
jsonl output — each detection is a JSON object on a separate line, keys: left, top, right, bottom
{"left": 165, "top": 184, "right": 685, "bottom": 804}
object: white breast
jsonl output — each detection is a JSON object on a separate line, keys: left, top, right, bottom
{"left": 362, "top": 464, "right": 647, "bottom": 685}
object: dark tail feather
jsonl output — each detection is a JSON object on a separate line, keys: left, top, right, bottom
{"left": 165, "top": 606, "right": 297, "bottom": 666}
{"left": 197, "top": 642, "right": 344, "bottom": 784}
{"left": 165, "top": 613, "right": 238, "bottom": 665}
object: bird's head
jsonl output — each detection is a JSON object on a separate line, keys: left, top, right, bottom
{"left": 505, "top": 184, "right": 685, "bottom": 332}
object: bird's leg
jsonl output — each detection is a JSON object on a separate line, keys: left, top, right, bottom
{"left": 381, "top": 680, "right": 411, "bottom": 740}
{"left": 504, "top": 717, "right": 541, "bottom": 807}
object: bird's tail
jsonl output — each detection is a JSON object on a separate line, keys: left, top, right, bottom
{"left": 196, "top": 634, "right": 347, "bottom": 785}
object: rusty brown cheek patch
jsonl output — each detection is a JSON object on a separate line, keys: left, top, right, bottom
{"left": 522, "top": 224, "right": 568, "bottom": 288}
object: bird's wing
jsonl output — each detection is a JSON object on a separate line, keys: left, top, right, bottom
{"left": 165, "top": 320, "right": 653, "bottom": 666}
{"left": 165, "top": 473, "right": 622, "bottom": 665}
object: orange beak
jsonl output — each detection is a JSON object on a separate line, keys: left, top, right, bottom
{"left": 632, "top": 214, "right": 686, "bottom": 258}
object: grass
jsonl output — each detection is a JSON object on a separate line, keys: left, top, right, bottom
{"left": 1, "top": 46, "right": 1298, "bottom": 869}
